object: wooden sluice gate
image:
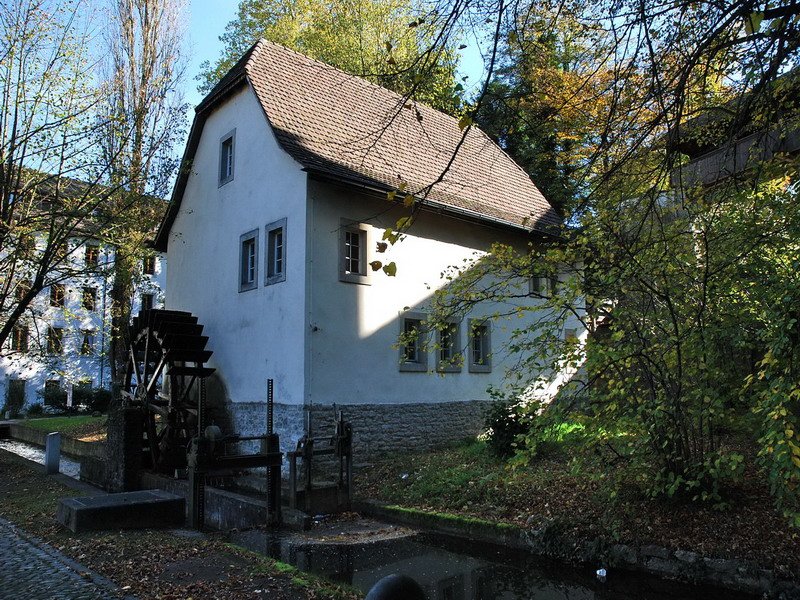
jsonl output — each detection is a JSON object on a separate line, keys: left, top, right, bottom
{"left": 287, "top": 407, "right": 353, "bottom": 515}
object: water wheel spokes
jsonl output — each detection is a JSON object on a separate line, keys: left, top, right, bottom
{"left": 124, "top": 309, "right": 214, "bottom": 472}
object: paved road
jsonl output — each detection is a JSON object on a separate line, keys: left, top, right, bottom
{"left": 0, "top": 517, "right": 122, "bottom": 599}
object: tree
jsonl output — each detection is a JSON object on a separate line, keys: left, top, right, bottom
{"left": 198, "top": 0, "right": 461, "bottom": 113}
{"left": 474, "top": 2, "right": 612, "bottom": 213}
{"left": 97, "top": 0, "right": 187, "bottom": 385}
{"left": 0, "top": 0, "right": 122, "bottom": 352}
{"left": 418, "top": 0, "right": 800, "bottom": 518}
{"left": 0, "top": 0, "right": 185, "bottom": 382}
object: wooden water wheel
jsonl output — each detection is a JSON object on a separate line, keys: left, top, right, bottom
{"left": 123, "top": 309, "right": 215, "bottom": 472}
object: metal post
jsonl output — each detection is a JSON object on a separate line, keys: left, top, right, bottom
{"left": 188, "top": 466, "right": 205, "bottom": 530}
{"left": 267, "top": 379, "right": 274, "bottom": 434}
{"left": 289, "top": 452, "right": 297, "bottom": 510}
{"left": 265, "top": 379, "right": 280, "bottom": 526}
{"left": 198, "top": 378, "right": 207, "bottom": 433}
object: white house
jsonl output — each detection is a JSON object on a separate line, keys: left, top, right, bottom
{"left": 155, "top": 40, "right": 580, "bottom": 452}
{"left": 0, "top": 241, "right": 166, "bottom": 412}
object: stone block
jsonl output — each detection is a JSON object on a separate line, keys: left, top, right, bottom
{"left": 56, "top": 490, "right": 185, "bottom": 533}
{"left": 608, "top": 543, "right": 638, "bottom": 565}
{"left": 674, "top": 549, "right": 700, "bottom": 564}
{"left": 641, "top": 544, "right": 672, "bottom": 560}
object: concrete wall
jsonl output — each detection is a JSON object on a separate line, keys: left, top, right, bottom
{"left": 7, "top": 423, "right": 106, "bottom": 459}
{"left": 165, "top": 86, "right": 309, "bottom": 437}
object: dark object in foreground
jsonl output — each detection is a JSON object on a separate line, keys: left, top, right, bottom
{"left": 365, "top": 574, "right": 427, "bottom": 600}
{"left": 57, "top": 489, "right": 184, "bottom": 533}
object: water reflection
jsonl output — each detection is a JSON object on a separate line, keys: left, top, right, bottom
{"left": 229, "top": 529, "right": 756, "bottom": 600}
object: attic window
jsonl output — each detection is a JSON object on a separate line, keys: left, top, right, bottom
{"left": 219, "top": 130, "right": 236, "bottom": 186}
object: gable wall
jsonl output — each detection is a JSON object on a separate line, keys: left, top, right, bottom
{"left": 166, "top": 86, "right": 308, "bottom": 417}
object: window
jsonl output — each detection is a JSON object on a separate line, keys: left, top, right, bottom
{"left": 219, "top": 130, "right": 235, "bottom": 186}
{"left": 11, "top": 326, "right": 29, "bottom": 353}
{"left": 85, "top": 244, "right": 99, "bottom": 267}
{"left": 529, "top": 274, "right": 558, "bottom": 297}
{"left": 239, "top": 229, "right": 258, "bottom": 292}
{"left": 339, "top": 220, "right": 371, "bottom": 284}
{"left": 436, "top": 320, "right": 462, "bottom": 372}
{"left": 468, "top": 319, "right": 491, "bottom": 373}
{"left": 50, "top": 283, "right": 65, "bottom": 307}
{"left": 399, "top": 313, "right": 427, "bottom": 372}
{"left": 265, "top": 218, "right": 286, "bottom": 285}
{"left": 140, "top": 293, "right": 154, "bottom": 311}
{"left": 82, "top": 287, "right": 97, "bottom": 311}
{"left": 15, "top": 280, "right": 31, "bottom": 302}
{"left": 44, "top": 379, "right": 61, "bottom": 406}
{"left": 80, "top": 330, "right": 95, "bottom": 355}
{"left": 47, "top": 326, "right": 64, "bottom": 354}
{"left": 142, "top": 255, "right": 156, "bottom": 275}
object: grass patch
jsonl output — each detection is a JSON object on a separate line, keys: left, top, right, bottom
{"left": 356, "top": 434, "right": 800, "bottom": 575}
{"left": 23, "top": 415, "right": 106, "bottom": 438}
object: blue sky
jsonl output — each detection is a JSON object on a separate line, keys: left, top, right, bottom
{"left": 184, "top": 0, "right": 488, "bottom": 111}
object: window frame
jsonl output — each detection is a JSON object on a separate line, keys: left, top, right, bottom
{"left": 436, "top": 319, "right": 462, "bottom": 373}
{"left": 85, "top": 243, "right": 99, "bottom": 268}
{"left": 265, "top": 218, "right": 287, "bottom": 285}
{"left": 529, "top": 274, "right": 558, "bottom": 297}
{"left": 399, "top": 312, "right": 428, "bottom": 372}
{"left": 142, "top": 255, "right": 156, "bottom": 275}
{"left": 11, "top": 325, "right": 29, "bottom": 353}
{"left": 239, "top": 229, "right": 259, "bottom": 292}
{"left": 47, "top": 326, "right": 64, "bottom": 355}
{"left": 338, "top": 219, "right": 371, "bottom": 285}
{"left": 50, "top": 283, "right": 65, "bottom": 307}
{"left": 219, "top": 129, "right": 236, "bottom": 186}
{"left": 140, "top": 293, "right": 154, "bottom": 312}
{"left": 80, "top": 329, "right": 95, "bottom": 355}
{"left": 468, "top": 318, "right": 492, "bottom": 373}
{"left": 82, "top": 286, "right": 97, "bottom": 311}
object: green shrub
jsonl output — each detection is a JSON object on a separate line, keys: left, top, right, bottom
{"left": 87, "top": 388, "right": 112, "bottom": 413}
{"left": 26, "top": 403, "right": 44, "bottom": 417}
{"left": 483, "top": 397, "right": 530, "bottom": 457}
{"left": 1, "top": 383, "right": 26, "bottom": 418}
{"left": 37, "top": 386, "right": 69, "bottom": 412}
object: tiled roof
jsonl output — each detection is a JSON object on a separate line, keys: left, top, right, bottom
{"left": 155, "top": 41, "right": 560, "bottom": 249}
{"left": 245, "top": 40, "right": 560, "bottom": 231}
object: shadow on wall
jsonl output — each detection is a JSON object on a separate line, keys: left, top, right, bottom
{"left": 203, "top": 372, "right": 236, "bottom": 434}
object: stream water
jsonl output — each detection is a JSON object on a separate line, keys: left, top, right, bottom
{"left": 229, "top": 527, "right": 758, "bottom": 600}
{"left": 0, "top": 439, "right": 81, "bottom": 478}
{"left": 0, "top": 440, "right": 761, "bottom": 599}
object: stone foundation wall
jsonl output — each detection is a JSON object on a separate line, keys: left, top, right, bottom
{"left": 225, "top": 400, "right": 490, "bottom": 456}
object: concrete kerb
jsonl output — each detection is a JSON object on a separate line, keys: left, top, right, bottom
{"left": 5, "top": 423, "right": 106, "bottom": 460}
{"left": 353, "top": 500, "right": 800, "bottom": 599}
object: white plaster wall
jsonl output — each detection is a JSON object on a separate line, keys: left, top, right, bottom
{"left": 165, "top": 86, "right": 308, "bottom": 407}
{"left": 306, "top": 181, "right": 585, "bottom": 406}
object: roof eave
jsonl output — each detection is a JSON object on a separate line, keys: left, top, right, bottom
{"left": 304, "top": 168, "right": 562, "bottom": 240}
